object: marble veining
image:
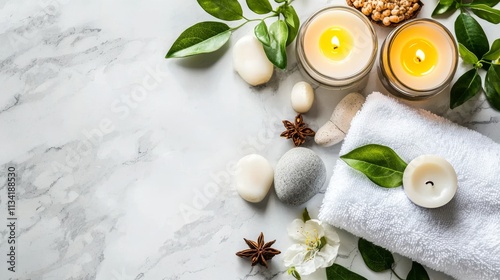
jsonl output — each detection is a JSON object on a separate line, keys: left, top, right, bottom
{"left": 1, "top": 0, "right": 499, "bottom": 279}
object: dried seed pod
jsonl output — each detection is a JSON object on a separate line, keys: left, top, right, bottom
{"left": 362, "top": 6, "right": 373, "bottom": 15}
{"left": 371, "top": 11, "right": 381, "bottom": 21}
{"left": 346, "top": 0, "right": 423, "bottom": 27}
{"left": 389, "top": 15, "right": 400, "bottom": 23}
{"left": 383, "top": 17, "right": 391, "bottom": 26}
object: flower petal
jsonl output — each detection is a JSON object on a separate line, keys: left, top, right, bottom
{"left": 317, "top": 244, "right": 340, "bottom": 268}
{"left": 322, "top": 223, "right": 340, "bottom": 245}
{"left": 283, "top": 244, "right": 308, "bottom": 267}
{"left": 304, "top": 219, "right": 325, "bottom": 238}
{"left": 287, "top": 219, "right": 306, "bottom": 242}
{"left": 296, "top": 258, "right": 319, "bottom": 275}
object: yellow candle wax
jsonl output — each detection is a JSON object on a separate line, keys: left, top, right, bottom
{"left": 401, "top": 39, "right": 438, "bottom": 76}
{"left": 319, "top": 27, "right": 354, "bottom": 61}
{"left": 388, "top": 22, "right": 455, "bottom": 91}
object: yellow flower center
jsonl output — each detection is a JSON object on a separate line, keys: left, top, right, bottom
{"left": 304, "top": 229, "right": 322, "bottom": 250}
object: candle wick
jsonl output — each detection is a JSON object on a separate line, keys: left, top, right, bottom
{"left": 333, "top": 46, "right": 338, "bottom": 50}
{"left": 416, "top": 57, "right": 421, "bottom": 63}
{"left": 425, "top": 181, "right": 434, "bottom": 186}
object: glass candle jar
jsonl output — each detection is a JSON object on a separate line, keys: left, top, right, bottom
{"left": 378, "top": 19, "right": 458, "bottom": 100}
{"left": 296, "top": 6, "right": 378, "bottom": 91}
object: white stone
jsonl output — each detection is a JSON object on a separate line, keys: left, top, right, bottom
{"left": 314, "top": 121, "right": 346, "bottom": 147}
{"left": 332, "top": 92, "right": 365, "bottom": 132}
{"left": 315, "top": 92, "right": 365, "bottom": 147}
{"left": 291, "top": 81, "right": 315, "bottom": 113}
{"left": 235, "top": 154, "right": 274, "bottom": 203}
{"left": 232, "top": 35, "right": 274, "bottom": 86}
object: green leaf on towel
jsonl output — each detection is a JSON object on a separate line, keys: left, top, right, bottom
{"left": 340, "top": 144, "right": 407, "bottom": 188}
{"left": 326, "top": 263, "right": 367, "bottom": 280}
{"left": 407, "top": 261, "right": 430, "bottom": 280}
{"left": 358, "top": 238, "right": 395, "bottom": 272}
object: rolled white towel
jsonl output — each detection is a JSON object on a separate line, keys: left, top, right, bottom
{"left": 319, "top": 92, "right": 500, "bottom": 280}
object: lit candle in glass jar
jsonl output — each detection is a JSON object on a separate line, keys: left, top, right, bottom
{"left": 296, "top": 6, "right": 377, "bottom": 91}
{"left": 378, "top": 19, "right": 458, "bottom": 99}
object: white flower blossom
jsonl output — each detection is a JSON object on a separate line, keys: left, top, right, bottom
{"left": 284, "top": 219, "right": 340, "bottom": 277}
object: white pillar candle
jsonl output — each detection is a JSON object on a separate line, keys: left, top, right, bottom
{"left": 296, "top": 6, "right": 377, "bottom": 91}
{"left": 403, "top": 155, "right": 458, "bottom": 208}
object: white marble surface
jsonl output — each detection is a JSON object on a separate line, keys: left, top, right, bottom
{"left": 0, "top": 0, "right": 499, "bottom": 279}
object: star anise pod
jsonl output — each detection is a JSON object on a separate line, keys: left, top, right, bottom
{"left": 280, "top": 113, "right": 315, "bottom": 146}
{"left": 235, "top": 232, "right": 281, "bottom": 268}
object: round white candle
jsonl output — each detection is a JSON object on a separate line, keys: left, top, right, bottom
{"left": 403, "top": 155, "right": 458, "bottom": 208}
{"left": 388, "top": 21, "right": 455, "bottom": 91}
{"left": 303, "top": 8, "right": 375, "bottom": 79}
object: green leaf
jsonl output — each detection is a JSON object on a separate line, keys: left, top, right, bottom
{"left": 471, "top": 0, "right": 500, "bottom": 6}
{"left": 450, "top": 68, "right": 482, "bottom": 109}
{"left": 407, "top": 262, "right": 430, "bottom": 280}
{"left": 326, "top": 264, "right": 368, "bottom": 280}
{"left": 455, "top": 13, "right": 489, "bottom": 59}
{"left": 197, "top": 0, "right": 243, "bottom": 21}
{"left": 246, "top": 0, "right": 273, "bottom": 14}
{"left": 302, "top": 208, "right": 311, "bottom": 222}
{"left": 166, "top": 22, "right": 231, "bottom": 58}
{"left": 458, "top": 43, "right": 479, "bottom": 64}
{"left": 254, "top": 20, "right": 270, "bottom": 46}
{"left": 485, "top": 64, "right": 500, "bottom": 111}
{"left": 281, "top": 5, "right": 300, "bottom": 46}
{"left": 432, "top": 0, "right": 457, "bottom": 16}
{"left": 358, "top": 238, "right": 395, "bottom": 272}
{"left": 262, "top": 20, "right": 288, "bottom": 69}
{"left": 470, "top": 4, "right": 500, "bottom": 24}
{"left": 274, "top": 0, "right": 286, "bottom": 3}
{"left": 483, "top": 39, "right": 500, "bottom": 61}
{"left": 340, "top": 144, "right": 407, "bottom": 188}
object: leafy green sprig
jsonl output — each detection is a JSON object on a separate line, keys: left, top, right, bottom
{"left": 432, "top": 0, "right": 500, "bottom": 110}
{"left": 166, "top": 0, "right": 300, "bottom": 69}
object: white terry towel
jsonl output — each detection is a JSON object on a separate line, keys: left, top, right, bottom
{"left": 319, "top": 92, "right": 500, "bottom": 280}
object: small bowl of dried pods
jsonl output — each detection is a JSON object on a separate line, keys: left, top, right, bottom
{"left": 347, "top": 0, "right": 423, "bottom": 27}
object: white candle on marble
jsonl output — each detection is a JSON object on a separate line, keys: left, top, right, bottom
{"left": 303, "top": 7, "right": 375, "bottom": 79}
{"left": 295, "top": 6, "right": 377, "bottom": 90}
{"left": 403, "top": 155, "right": 458, "bottom": 208}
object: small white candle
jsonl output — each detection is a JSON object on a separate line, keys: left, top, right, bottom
{"left": 403, "top": 155, "right": 458, "bottom": 208}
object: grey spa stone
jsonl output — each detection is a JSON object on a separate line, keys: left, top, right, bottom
{"left": 274, "top": 147, "right": 326, "bottom": 205}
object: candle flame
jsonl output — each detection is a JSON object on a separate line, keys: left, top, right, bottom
{"left": 415, "top": 49, "right": 425, "bottom": 63}
{"left": 331, "top": 36, "right": 340, "bottom": 50}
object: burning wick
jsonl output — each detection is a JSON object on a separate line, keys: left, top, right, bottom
{"left": 415, "top": 49, "right": 425, "bottom": 63}
{"left": 332, "top": 36, "right": 340, "bottom": 50}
